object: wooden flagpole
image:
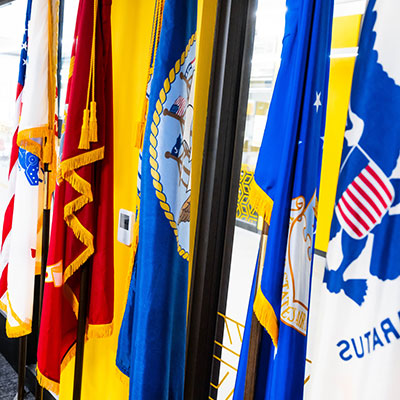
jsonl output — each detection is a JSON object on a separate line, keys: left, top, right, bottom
{"left": 244, "top": 221, "right": 269, "bottom": 399}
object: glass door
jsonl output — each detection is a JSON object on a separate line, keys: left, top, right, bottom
{"left": 208, "top": 1, "right": 286, "bottom": 398}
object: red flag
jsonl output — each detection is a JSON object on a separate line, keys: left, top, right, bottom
{"left": 36, "top": 0, "right": 114, "bottom": 393}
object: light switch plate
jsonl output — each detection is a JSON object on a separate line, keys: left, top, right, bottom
{"left": 117, "top": 208, "right": 134, "bottom": 246}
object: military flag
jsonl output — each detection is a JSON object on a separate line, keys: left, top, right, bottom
{"left": 116, "top": 0, "right": 196, "bottom": 397}
{"left": 234, "top": 0, "right": 333, "bottom": 399}
{"left": 305, "top": 1, "right": 400, "bottom": 398}
{"left": 0, "top": 0, "right": 58, "bottom": 337}
{"left": 36, "top": 0, "right": 114, "bottom": 393}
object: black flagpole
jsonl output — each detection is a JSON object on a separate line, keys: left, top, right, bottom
{"left": 34, "top": 0, "right": 64, "bottom": 397}
{"left": 34, "top": 163, "right": 51, "bottom": 400}
{"left": 244, "top": 221, "right": 269, "bottom": 399}
{"left": 17, "top": 336, "right": 28, "bottom": 400}
{"left": 72, "top": 260, "right": 91, "bottom": 400}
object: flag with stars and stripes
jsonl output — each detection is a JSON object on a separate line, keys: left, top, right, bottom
{"left": 234, "top": 0, "right": 333, "bottom": 399}
{"left": 0, "top": 0, "right": 58, "bottom": 338}
{"left": 170, "top": 96, "right": 187, "bottom": 117}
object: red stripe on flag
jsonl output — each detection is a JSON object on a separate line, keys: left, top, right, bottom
{"left": 0, "top": 265, "right": 8, "bottom": 296}
{"left": 8, "top": 132, "right": 19, "bottom": 177}
{"left": 352, "top": 181, "right": 382, "bottom": 216}
{"left": 346, "top": 188, "right": 377, "bottom": 224}
{"left": 16, "top": 83, "right": 23, "bottom": 100}
{"left": 340, "top": 196, "right": 370, "bottom": 231}
{"left": 366, "top": 165, "right": 393, "bottom": 201}
{"left": 337, "top": 201, "right": 363, "bottom": 238}
{"left": 2, "top": 196, "right": 14, "bottom": 247}
{"left": 359, "top": 172, "right": 387, "bottom": 209}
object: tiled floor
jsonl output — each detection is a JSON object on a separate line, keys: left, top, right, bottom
{"left": 0, "top": 353, "right": 34, "bottom": 400}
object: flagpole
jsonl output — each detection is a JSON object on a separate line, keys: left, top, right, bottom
{"left": 72, "top": 260, "right": 91, "bottom": 400}
{"left": 35, "top": 0, "right": 63, "bottom": 397}
{"left": 17, "top": 1, "right": 54, "bottom": 397}
{"left": 34, "top": 163, "right": 51, "bottom": 400}
{"left": 37, "top": 165, "right": 51, "bottom": 323}
{"left": 16, "top": 336, "right": 28, "bottom": 400}
{"left": 244, "top": 220, "right": 269, "bottom": 399}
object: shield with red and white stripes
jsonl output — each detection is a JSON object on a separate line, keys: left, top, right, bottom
{"left": 335, "top": 162, "right": 395, "bottom": 239}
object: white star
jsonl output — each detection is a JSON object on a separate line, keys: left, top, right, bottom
{"left": 21, "top": 42, "right": 27, "bottom": 51}
{"left": 314, "top": 91, "right": 322, "bottom": 113}
{"left": 22, "top": 59, "right": 27, "bottom": 66}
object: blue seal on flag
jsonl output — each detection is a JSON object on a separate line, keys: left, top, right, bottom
{"left": 18, "top": 148, "right": 39, "bottom": 186}
{"left": 149, "top": 35, "right": 196, "bottom": 258}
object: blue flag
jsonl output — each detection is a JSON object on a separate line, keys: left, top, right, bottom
{"left": 234, "top": 0, "right": 333, "bottom": 399}
{"left": 306, "top": 1, "right": 400, "bottom": 397}
{"left": 116, "top": 0, "right": 197, "bottom": 398}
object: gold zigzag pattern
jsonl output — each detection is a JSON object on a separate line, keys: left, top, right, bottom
{"left": 58, "top": 147, "right": 104, "bottom": 283}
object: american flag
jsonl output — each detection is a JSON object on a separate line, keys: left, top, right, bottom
{"left": 170, "top": 95, "right": 186, "bottom": 117}
{"left": 335, "top": 162, "right": 394, "bottom": 239}
{"left": 0, "top": 0, "right": 32, "bottom": 309}
{"left": 0, "top": 0, "right": 56, "bottom": 338}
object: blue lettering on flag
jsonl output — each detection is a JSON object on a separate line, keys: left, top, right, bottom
{"left": 336, "top": 312, "right": 400, "bottom": 361}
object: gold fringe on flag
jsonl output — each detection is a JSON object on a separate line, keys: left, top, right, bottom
{"left": 248, "top": 178, "right": 279, "bottom": 346}
{"left": 36, "top": 368, "right": 60, "bottom": 395}
{"left": 253, "top": 287, "right": 279, "bottom": 347}
{"left": 87, "top": 323, "right": 113, "bottom": 339}
{"left": 58, "top": 147, "right": 105, "bottom": 281}
{"left": 249, "top": 179, "right": 274, "bottom": 225}
{"left": 5, "top": 293, "right": 32, "bottom": 337}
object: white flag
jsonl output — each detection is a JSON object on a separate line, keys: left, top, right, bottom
{"left": 0, "top": 0, "right": 57, "bottom": 337}
{"left": 305, "top": 1, "right": 400, "bottom": 399}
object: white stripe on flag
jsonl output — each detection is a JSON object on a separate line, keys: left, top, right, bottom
{"left": 353, "top": 176, "right": 387, "bottom": 215}
{"left": 337, "top": 199, "right": 368, "bottom": 238}
{"left": 345, "top": 185, "right": 381, "bottom": 222}
{"left": 342, "top": 191, "right": 375, "bottom": 227}
{"left": 363, "top": 166, "right": 393, "bottom": 205}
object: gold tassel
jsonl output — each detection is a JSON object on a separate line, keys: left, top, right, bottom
{"left": 78, "top": 108, "right": 90, "bottom": 149}
{"left": 89, "top": 101, "right": 98, "bottom": 143}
